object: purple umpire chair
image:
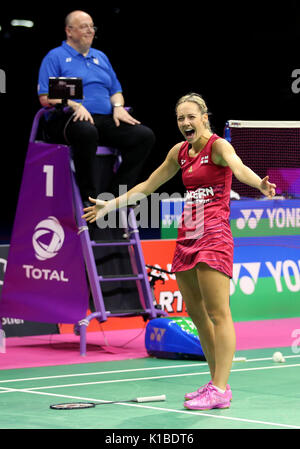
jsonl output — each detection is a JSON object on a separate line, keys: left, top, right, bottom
{"left": 29, "top": 107, "right": 166, "bottom": 355}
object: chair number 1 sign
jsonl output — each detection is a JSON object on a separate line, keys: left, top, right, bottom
{"left": 43, "top": 165, "right": 54, "bottom": 197}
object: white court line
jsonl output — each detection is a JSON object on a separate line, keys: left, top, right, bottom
{"left": 2, "top": 386, "right": 300, "bottom": 430}
{"left": 0, "top": 363, "right": 209, "bottom": 384}
{"left": 1, "top": 354, "right": 299, "bottom": 385}
{"left": 0, "top": 387, "right": 16, "bottom": 392}
{"left": 2, "top": 363, "right": 300, "bottom": 392}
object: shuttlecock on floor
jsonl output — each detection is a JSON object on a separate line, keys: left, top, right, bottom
{"left": 272, "top": 351, "right": 285, "bottom": 363}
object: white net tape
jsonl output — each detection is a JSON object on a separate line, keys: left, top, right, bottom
{"left": 228, "top": 120, "right": 300, "bottom": 128}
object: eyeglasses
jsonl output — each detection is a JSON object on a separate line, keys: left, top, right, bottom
{"left": 68, "top": 24, "right": 98, "bottom": 32}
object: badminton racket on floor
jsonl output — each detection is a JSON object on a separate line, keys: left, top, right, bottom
{"left": 50, "top": 394, "right": 166, "bottom": 410}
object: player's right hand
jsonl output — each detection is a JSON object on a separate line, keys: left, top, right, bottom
{"left": 82, "top": 197, "right": 108, "bottom": 223}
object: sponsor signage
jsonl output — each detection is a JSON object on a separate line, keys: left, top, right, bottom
{"left": 143, "top": 236, "right": 300, "bottom": 322}
{"left": 230, "top": 199, "right": 300, "bottom": 237}
{"left": 161, "top": 198, "right": 300, "bottom": 239}
{"left": 0, "top": 142, "right": 89, "bottom": 324}
{"left": 231, "top": 235, "right": 300, "bottom": 321}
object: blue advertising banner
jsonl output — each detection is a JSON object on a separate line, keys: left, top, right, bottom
{"left": 160, "top": 198, "right": 300, "bottom": 321}
{"left": 230, "top": 199, "right": 300, "bottom": 237}
{"left": 231, "top": 235, "right": 300, "bottom": 320}
{"left": 161, "top": 198, "right": 300, "bottom": 239}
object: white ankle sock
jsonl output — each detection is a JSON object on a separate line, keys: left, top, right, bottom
{"left": 212, "top": 385, "right": 226, "bottom": 394}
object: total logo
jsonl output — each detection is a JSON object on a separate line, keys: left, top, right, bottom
{"left": 22, "top": 216, "right": 69, "bottom": 282}
{"left": 32, "top": 216, "right": 65, "bottom": 261}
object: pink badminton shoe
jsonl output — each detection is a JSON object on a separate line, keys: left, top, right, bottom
{"left": 184, "top": 381, "right": 232, "bottom": 401}
{"left": 184, "top": 383, "right": 231, "bottom": 410}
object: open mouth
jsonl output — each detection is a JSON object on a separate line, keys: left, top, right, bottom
{"left": 184, "top": 129, "right": 195, "bottom": 139}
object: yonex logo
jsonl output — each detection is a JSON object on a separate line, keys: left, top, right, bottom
{"left": 149, "top": 327, "right": 166, "bottom": 342}
{"left": 230, "top": 262, "right": 261, "bottom": 295}
{"left": 32, "top": 216, "right": 65, "bottom": 261}
{"left": 162, "top": 214, "right": 181, "bottom": 226}
{"left": 236, "top": 209, "right": 264, "bottom": 230}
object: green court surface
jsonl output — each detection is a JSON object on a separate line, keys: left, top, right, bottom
{"left": 0, "top": 346, "right": 300, "bottom": 430}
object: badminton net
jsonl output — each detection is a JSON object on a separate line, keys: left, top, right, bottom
{"left": 225, "top": 120, "right": 300, "bottom": 199}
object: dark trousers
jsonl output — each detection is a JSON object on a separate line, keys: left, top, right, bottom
{"left": 43, "top": 109, "right": 155, "bottom": 201}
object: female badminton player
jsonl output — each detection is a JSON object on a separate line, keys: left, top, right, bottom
{"left": 82, "top": 93, "right": 276, "bottom": 410}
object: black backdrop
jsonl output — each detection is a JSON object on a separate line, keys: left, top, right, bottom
{"left": 1, "top": 1, "right": 300, "bottom": 240}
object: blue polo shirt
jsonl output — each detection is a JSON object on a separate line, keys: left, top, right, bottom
{"left": 38, "top": 41, "right": 122, "bottom": 114}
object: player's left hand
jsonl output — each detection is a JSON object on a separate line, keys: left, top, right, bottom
{"left": 260, "top": 176, "right": 276, "bottom": 198}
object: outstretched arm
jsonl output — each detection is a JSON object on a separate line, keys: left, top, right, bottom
{"left": 212, "top": 139, "right": 276, "bottom": 198}
{"left": 82, "top": 143, "right": 182, "bottom": 223}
